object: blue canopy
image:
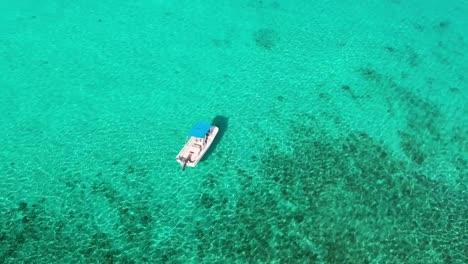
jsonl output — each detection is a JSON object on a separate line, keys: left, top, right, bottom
{"left": 188, "top": 121, "right": 211, "bottom": 138}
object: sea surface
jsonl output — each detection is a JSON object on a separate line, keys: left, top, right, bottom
{"left": 0, "top": 0, "right": 467, "bottom": 263}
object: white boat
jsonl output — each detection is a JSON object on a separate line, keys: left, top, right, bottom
{"left": 176, "top": 121, "right": 219, "bottom": 171}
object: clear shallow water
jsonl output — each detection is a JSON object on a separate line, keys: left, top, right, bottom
{"left": 0, "top": 0, "right": 466, "bottom": 263}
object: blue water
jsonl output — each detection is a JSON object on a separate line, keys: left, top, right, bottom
{"left": 1, "top": 0, "right": 467, "bottom": 263}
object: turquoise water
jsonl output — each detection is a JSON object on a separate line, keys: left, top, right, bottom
{"left": 1, "top": 0, "right": 467, "bottom": 263}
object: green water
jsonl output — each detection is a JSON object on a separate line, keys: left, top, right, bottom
{"left": 1, "top": 0, "right": 466, "bottom": 263}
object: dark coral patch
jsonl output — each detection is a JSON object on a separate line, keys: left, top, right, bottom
{"left": 253, "top": 28, "right": 278, "bottom": 50}
{"left": 200, "top": 193, "right": 216, "bottom": 209}
{"left": 438, "top": 20, "right": 449, "bottom": 29}
{"left": 413, "top": 23, "right": 425, "bottom": 31}
{"left": 406, "top": 47, "right": 420, "bottom": 67}
{"left": 449, "top": 87, "right": 460, "bottom": 93}
{"left": 18, "top": 202, "right": 28, "bottom": 212}
{"left": 127, "top": 165, "right": 135, "bottom": 174}
{"left": 358, "top": 67, "right": 383, "bottom": 83}
{"left": 398, "top": 131, "right": 426, "bottom": 164}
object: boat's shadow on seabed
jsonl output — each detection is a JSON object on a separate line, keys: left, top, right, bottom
{"left": 201, "top": 115, "right": 228, "bottom": 162}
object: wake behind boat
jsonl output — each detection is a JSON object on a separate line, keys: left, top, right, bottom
{"left": 176, "top": 121, "right": 219, "bottom": 171}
